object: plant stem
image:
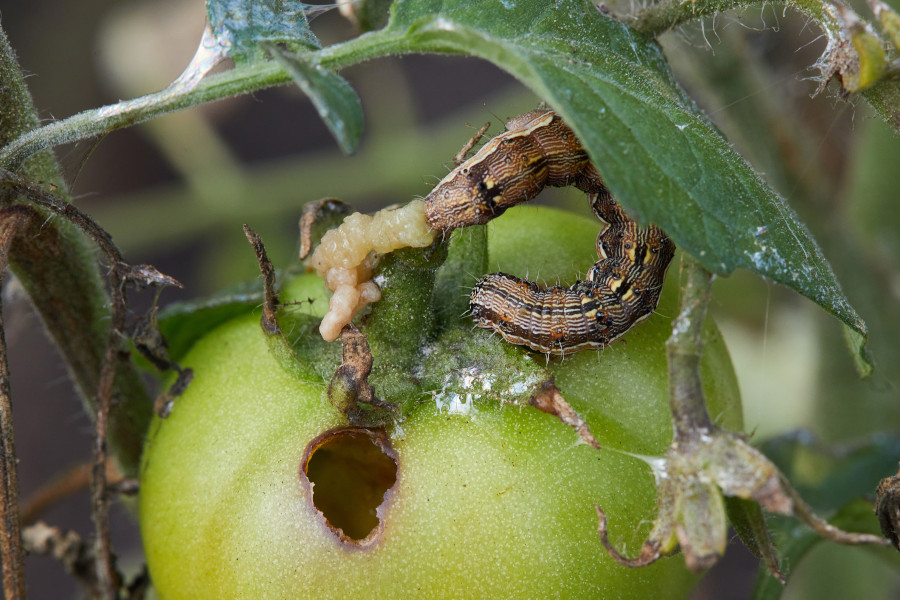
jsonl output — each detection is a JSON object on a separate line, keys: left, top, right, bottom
{"left": 243, "top": 225, "right": 280, "bottom": 334}
{"left": 365, "top": 241, "right": 447, "bottom": 368}
{"left": 624, "top": 0, "right": 830, "bottom": 37}
{"left": 92, "top": 338, "right": 120, "bottom": 600}
{"left": 624, "top": 0, "right": 900, "bottom": 132}
{"left": 0, "top": 24, "right": 153, "bottom": 478}
{"left": 0, "top": 25, "right": 405, "bottom": 170}
{"left": 6, "top": 0, "right": 900, "bottom": 166}
{"left": 0, "top": 60, "right": 290, "bottom": 170}
{"left": 21, "top": 461, "right": 103, "bottom": 526}
{"left": 0, "top": 209, "right": 28, "bottom": 600}
{"left": 623, "top": 0, "right": 760, "bottom": 36}
{"left": 666, "top": 255, "right": 715, "bottom": 442}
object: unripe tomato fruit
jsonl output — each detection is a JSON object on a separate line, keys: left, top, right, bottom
{"left": 139, "top": 206, "right": 742, "bottom": 599}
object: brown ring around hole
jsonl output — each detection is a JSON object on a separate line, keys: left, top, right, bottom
{"left": 300, "top": 427, "right": 398, "bottom": 549}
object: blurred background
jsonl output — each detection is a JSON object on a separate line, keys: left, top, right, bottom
{"left": 1, "top": 0, "right": 899, "bottom": 596}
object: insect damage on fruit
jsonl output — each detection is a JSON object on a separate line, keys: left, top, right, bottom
{"left": 301, "top": 427, "right": 398, "bottom": 547}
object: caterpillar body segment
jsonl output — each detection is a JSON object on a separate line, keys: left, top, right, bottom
{"left": 424, "top": 110, "right": 675, "bottom": 355}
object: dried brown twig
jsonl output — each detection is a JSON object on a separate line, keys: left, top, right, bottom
{"left": 23, "top": 522, "right": 151, "bottom": 599}
{"left": 21, "top": 460, "right": 124, "bottom": 526}
{"left": 243, "top": 224, "right": 280, "bottom": 334}
{"left": 1, "top": 170, "right": 182, "bottom": 598}
{"left": 24, "top": 522, "right": 98, "bottom": 597}
{"left": 0, "top": 26, "right": 180, "bottom": 595}
{"left": 0, "top": 206, "right": 31, "bottom": 599}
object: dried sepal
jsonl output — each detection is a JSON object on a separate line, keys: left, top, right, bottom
{"left": 596, "top": 495, "right": 677, "bottom": 568}
{"left": 702, "top": 433, "right": 793, "bottom": 515}
{"left": 595, "top": 427, "right": 887, "bottom": 575}
{"left": 530, "top": 381, "right": 600, "bottom": 450}
{"left": 327, "top": 325, "right": 394, "bottom": 426}
{"left": 850, "top": 32, "right": 888, "bottom": 91}
{"left": 875, "top": 464, "right": 900, "bottom": 550}
{"left": 675, "top": 479, "right": 728, "bottom": 572}
{"left": 813, "top": 2, "right": 889, "bottom": 94}
{"left": 124, "top": 264, "right": 182, "bottom": 291}
{"left": 298, "top": 198, "right": 353, "bottom": 261}
{"left": 867, "top": 0, "right": 900, "bottom": 54}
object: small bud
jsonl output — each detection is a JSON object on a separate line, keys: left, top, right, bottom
{"left": 867, "top": 0, "right": 900, "bottom": 53}
{"left": 838, "top": 4, "right": 888, "bottom": 91}
{"left": 850, "top": 27, "right": 888, "bottom": 90}
{"left": 675, "top": 480, "right": 727, "bottom": 572}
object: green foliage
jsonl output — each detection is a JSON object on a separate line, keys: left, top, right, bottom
{"left": 301, "top": 0, "right": 870, "bottom": 370}
{"left": 0, "top": 0, "right": 874, "bottom": 369}
{"left": 268, "top": 45, "right": 364, "bottom": 153}
{"left": 206, "top": 0, "right": 320, "bottom": 60}
{"left": 751, "top": 433, "right": 900, "bottom": 599}
{"left": 4, "top": 0, "right": 900, "bottom": 594}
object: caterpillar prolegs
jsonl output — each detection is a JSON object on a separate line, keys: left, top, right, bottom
{"left": 424, "top": 109, "right": 676, "bottom": 356}
{"left": 468, "top": 193, "right": 675, "bottom": 355}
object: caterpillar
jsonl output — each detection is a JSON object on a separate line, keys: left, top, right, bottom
{"left": 424, "top": 109, "right": 606, "bottom": 231}
{"left": 425, "top": 110, "right": 675, "bottom": 356}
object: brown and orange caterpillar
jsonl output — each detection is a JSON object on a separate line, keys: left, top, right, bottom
{"left": 425, "top": 109, "right": 675, "bottom": 356}
{"left": 424, "top": 109, "right": 607, "bottom": 232}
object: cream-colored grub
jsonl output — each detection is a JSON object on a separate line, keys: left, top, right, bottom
{"left": 309, "top": 200, "right": 436, "bottom": 341}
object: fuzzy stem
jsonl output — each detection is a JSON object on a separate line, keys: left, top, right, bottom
{"left": 624, "top": 0, "right": 831, "bottom": 37}
{"left": 624, "top": 0, "right": 900, "bottom": 135}
{"left": 0, "top": 210, "right": 27, "bottom": 599}
{"left": 5, "top": 1, "right": 900, "bottom": 165}
{"left": 0, "top": 26, "right": 152, "bottom": 475}
{"left": 862, "top": 79, "right": 900, "bottom": 133}
{"left": 0, "top": 60, "right": 289, "bottom": 170}
{"left": 0, "top": 28, "right": 404, "bottom": 170}
{"left": 623, "top": 0, "right": 760, "bottom": 36}
{"left": 666, "top": 255, "right": 715, "bottom": 442}
{"left": 365, "top": 241, "right": 447, "bottom": 368}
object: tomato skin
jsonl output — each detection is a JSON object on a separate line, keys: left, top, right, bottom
{"left": 139, "top": 207, "right": 742, "bottom": 599}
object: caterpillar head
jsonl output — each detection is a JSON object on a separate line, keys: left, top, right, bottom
{"left": 424, "top": 166, "right": 504, "bottom": 231}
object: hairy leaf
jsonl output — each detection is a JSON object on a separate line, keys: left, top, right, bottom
{"left": 315, "top": 0, "right": 870, "bottom": 369}
{"left": 750, "top": 432, "right": 900, "bottom": 598}
{"left": 269, "top": 45, "right": 364, "bottom": 154}
{"left": 157, "top": 280, "right": 266, "bottom": 363}
{"left": 207, "top": 0, "right": 319, "bottom": 61}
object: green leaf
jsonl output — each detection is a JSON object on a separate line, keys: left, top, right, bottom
{"left": 760, "top": 431, "right": 900, "bottom": 512}
{"left": 268, "top": 45, "right": 364, "bottom": 154}
{"left": 357, "top": 0, "right": 394, "bottom": 31}
{"left": 750, "top": 498, "right": 890, "bottom": 600}
{"left": 749, "top": 432, "right": 900, "bottom": 598}
{"left": 725, "top": 496, "right": 784, "bottom": 584}
{"left": 207, "top": 0, "right": 320, "bottom": 62}
{"left": 313, "top": 0, "right": 870, "bottom": 370}
{"left": 157, "top": 279, "right": 266, "bottom": 363}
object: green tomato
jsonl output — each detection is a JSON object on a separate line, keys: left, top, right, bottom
{"left": 139, "top": 206, "right": 742, "bottom": 599}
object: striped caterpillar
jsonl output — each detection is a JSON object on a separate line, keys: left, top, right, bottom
{"left": 424, "top": 109, "right": 606, "bottom": 231}
{"left": 425, "top": 109, "right": 675, "bottom": 356}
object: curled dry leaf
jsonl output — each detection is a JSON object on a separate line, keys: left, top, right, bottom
{"left": 875, "top": 465, "right": 900, "bottom": 550}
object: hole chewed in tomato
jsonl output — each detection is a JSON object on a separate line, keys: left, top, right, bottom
{"left": 301, "top": 428, "right": 398, "bottom": 546}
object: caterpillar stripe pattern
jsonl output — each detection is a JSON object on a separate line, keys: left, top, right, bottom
{"left": 424, "top": 109, "right": 675, "bottom": 356}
